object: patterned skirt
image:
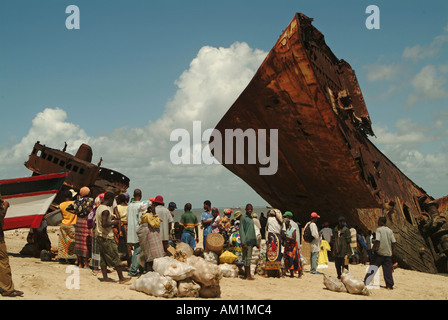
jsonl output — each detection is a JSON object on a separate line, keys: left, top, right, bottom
{"left": 284, "top": 240, "right": 302, "bottom": 272}
{"left": 265, "top": 232, "right": 282, "bottom": 271}
{"left": 74, "top": 217, "right": 91, "bottom": 258}
{"left": 58, "top": 225, "right": 76, "bottom": 260}
{"left": 229, "top": 231, "right": 242, "bottom": 263}
{"left": 137, "top": 223, "right": 165, "bottom": 263}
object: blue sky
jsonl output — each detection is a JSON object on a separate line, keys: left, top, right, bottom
{"left": 1, "top": 0, "right": 447, "bottom": 208}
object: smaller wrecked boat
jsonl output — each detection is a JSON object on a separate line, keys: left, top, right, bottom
{"left": 24, "top": 141, "right": 130, "bottom": 207}
{"left": 0, "top": 172, "right": 68, "bottom": 230}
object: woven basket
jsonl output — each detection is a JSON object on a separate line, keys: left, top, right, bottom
{"left": 206, "top": 233, "right": 224, "bottom": 253}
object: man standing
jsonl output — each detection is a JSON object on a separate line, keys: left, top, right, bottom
{"left": 168, "top": 202, "right": 177, "bottom": 219}
{"left": 95, "top": 192, "right": 130, "bottom": 284}
{"left": 364, "top": 217, "right": 396, "bottom": 290}
{"left": 153, "top": 195, "right": 173, "bottom": 252}
{"left": 309, "top": 212, "right": 321, "bottom": 274}
{"left": 282, "top": 211, "right": 301, "bottom": 247}
{"left": 127, "top": 189, "right": 144, "bottom": 247}
{"left": 127, "top": 189, "right": 146, "bottom": 277}
{"left": 240, "top": 204, "right": 258, "bottom": 280}
{"left": 332, "top": 216, "right": 351, "bottom": 279}
{"left": 201, "top": 200, "right": 213, "bottom": 249}
{"left": 0, "top": 196, "right": 24, "bottom": 297}
{"left": 179, "top": 203, "right": 199, "bottom": 249}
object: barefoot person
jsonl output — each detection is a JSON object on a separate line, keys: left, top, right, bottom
{"left": 0, "top": 195, "right": 24, "bottom": 297}
{"left": 240, "top": 204, "right": 259, "bottom": 280}
{"left": 95, "top": 192, "right": 130, "bottom": 284}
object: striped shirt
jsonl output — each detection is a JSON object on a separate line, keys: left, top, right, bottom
{"left": 180, "top": 211, "right": 199, "bottom": 236}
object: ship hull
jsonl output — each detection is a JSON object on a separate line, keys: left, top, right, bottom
{"left": 0, "top": 172, "right": 68, "bottom": 230}
{"left": 213, "top": 13, "right": 446, "bottom": 273}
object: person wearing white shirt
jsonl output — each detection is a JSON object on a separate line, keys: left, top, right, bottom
{"left": 309, "top": 212, "right": 321, "bottom": 274}
{"left": 320, "top": 222, "right": 333, "bottom": 261}
{"left": 364, "top": 217, "right": 396, "bottom": 289}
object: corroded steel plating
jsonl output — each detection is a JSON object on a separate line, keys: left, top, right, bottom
{"left": 213, "top": 13, "right": 447, "bottom": 273}
{"left": 24, "top": 141, "right": 129, "bottom": 206}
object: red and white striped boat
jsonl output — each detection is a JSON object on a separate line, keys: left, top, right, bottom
{"left": 0, "top": 172, "right": 68, "bottom": 230}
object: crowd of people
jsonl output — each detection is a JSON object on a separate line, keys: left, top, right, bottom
{"left": 0, "top": 187, "right": 398, "bottom": 297}
{"left": 58, "top": 187, "right": 176, "bottom": 281}
{"left": 302, "top": 213, "right": 396, "bottom": 289}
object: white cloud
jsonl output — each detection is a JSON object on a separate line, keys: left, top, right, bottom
{"left": 403, "top": 31, "right": 448, "bottom": 62}
{"left": 363, "top": 63, "right": 403, "bottom": 82}
{"left": 407, "top": 65, "right": 448, "bottom": 105}
{"left": 371, "top": 117, "right": 448, "bottom": 198}
{"left": 373, "top": 118, "right": 435, "bottom": 146}
{"left": 0, "top": 108, "right": 90, "bottom": 175}
{"left": 0, "top": 42, "right": 269, "bottom": 207}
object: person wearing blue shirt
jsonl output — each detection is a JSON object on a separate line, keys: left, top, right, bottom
{"left": 201, "top": 200, "right": 214, "bottom": 249}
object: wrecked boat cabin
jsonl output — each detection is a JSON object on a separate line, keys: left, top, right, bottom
{"left": 24, "top": 141, "right": 130, "bottom": 208}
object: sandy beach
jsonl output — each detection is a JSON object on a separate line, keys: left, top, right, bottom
{"left": 1, "top": 226, "right": 447, "bottom": 301}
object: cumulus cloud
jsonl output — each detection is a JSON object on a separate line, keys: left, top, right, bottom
{"left": 373, "top": 118, "right": 437, "bottom": 147}
{"left": 0, "top": 108, "right": 90, "bottom": 176}
{"left": 363, "top": 63, "right": 403, "bottom": 82}
{"left": 0, "top": 42, "right": 268, "bottom": 207}
{"left": 371, "top": 117, "right": 448, "bottom": 198}
{"left": 402, "top": 30, "right": 448, "bottom": 62}
{"left": 407, "top": 65, "right": 448, "bottom": 105}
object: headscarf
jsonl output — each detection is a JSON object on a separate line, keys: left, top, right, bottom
{"left": 270, "top": 208, "right": 283, "bottom": 223}
{"left": 223, "top": 208, "right": 233, "bottom": 215}
{"left": 80, "top": 187, "right": 90, "bottom": 197}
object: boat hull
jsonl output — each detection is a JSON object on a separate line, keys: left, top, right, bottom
{"left": 0, "top": 172, "right": 68, "bottom": 230}
{"left": 213, "top": 13, "right": 447, "bottom": 273}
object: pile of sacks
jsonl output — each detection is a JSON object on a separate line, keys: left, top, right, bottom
{"left": 323, "top": 270, "right": 369, "bottom": 296}
{"left": 130, "top": 244, "right": 224, "bottom": 298}
{"left": 209, "top": 240, "right": 266, "bottom": 278}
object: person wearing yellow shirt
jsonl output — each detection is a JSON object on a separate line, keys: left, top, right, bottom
{"left": 58, "top": 190, "right": 77, "bottom": 263}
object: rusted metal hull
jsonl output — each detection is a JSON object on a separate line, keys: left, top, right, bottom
{"left": 24, "top": 142, "right": 129, "bottom": 207}
{"left": 213, "top": 13, "right": 447, "bottom": 273}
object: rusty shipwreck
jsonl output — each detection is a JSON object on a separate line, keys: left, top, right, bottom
{"left": 213, "top": 13, "right": 448, "bottom": 273}
{"left": 24, "top": 141, "right": 130, "bottom": 208}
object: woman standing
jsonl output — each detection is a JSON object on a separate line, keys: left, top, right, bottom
{"left": 283, "top": 218, "right": 303, "bottom": 278}
{"left": 265, "top": 209, "right": 283, "bottom": 277}
{"left": 210, "top": 207, "right": 221, "bottom": 233}
{"left": 57, "top": 190, "right": 77, "bottom": 263}
{"left": 67, "top": 187, "right": 94, "bottom": 269}
{"left": 229, "top": 211, "right": 243, "bottom": 264}
{"left": 138, "top": 206, "right": 165, "bottom": 272}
